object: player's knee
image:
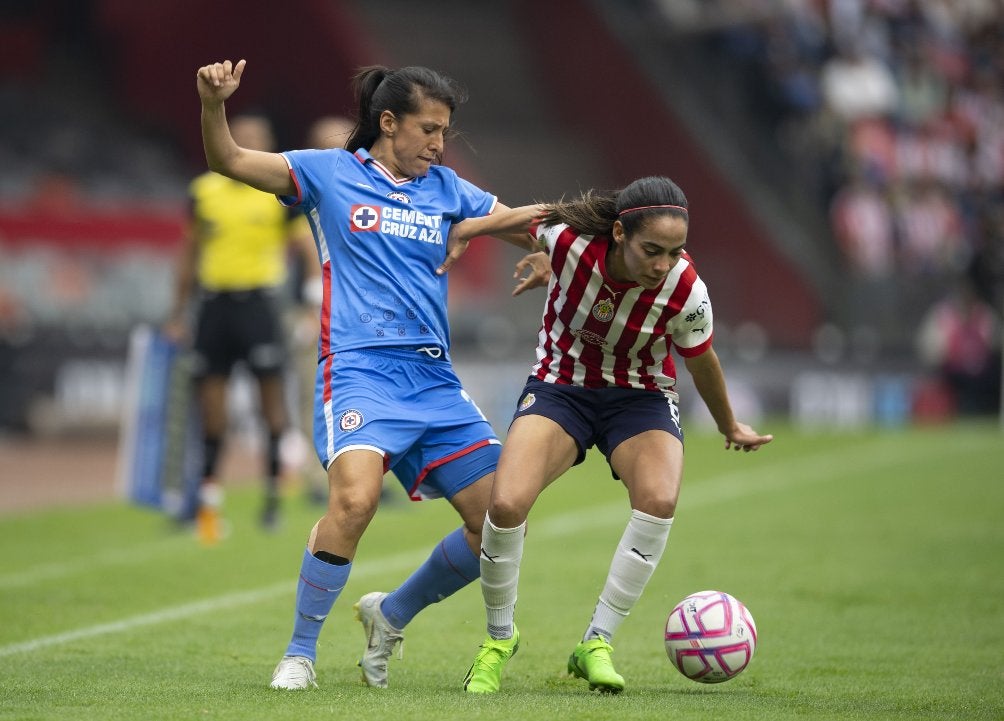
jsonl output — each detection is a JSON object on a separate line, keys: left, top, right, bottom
{"left": 635, "top": 495, "right": 676, "bottom": 519}
{"left": 487, "top": 494, "right": 530, "bottom": 529}
{"left": 327, "top": 488, "right": 380, "bottom": 526}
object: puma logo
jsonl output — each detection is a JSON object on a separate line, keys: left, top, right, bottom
{"left": 630, "top": 547, "right": 653, "bottom": 561}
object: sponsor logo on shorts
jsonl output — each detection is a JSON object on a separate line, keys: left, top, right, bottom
{"left": 668, "top": 399, "right": 681, "bottom": 432}
{"left": 339, "top": 409, "right": 364, "bottom": 431}
{"left": 518, "top": 392, "right": 536, "bottom": 411}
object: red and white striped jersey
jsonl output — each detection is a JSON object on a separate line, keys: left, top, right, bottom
{"left": 529, "top": 222, "right": 714, "bottom": 396}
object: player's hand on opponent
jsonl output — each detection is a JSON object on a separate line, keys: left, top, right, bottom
{"left": 512, "top": 251, "right": 551, "bottom": 296}
{"left": 197, "top": 59, "right": 246, "bottom": 106}
{"left": 723, "top": 422, "right": 773, "bottom": 453}
{"left": 438, "top": 222, "right": 472, "bottom": 276}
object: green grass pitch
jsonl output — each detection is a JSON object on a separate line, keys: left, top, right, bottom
{"left": 1, "top": 422, "right": 1002, "bottom": 720}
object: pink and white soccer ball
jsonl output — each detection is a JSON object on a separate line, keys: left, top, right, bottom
{"left": 664, "top": 590, "right": 757, "bottom": 683}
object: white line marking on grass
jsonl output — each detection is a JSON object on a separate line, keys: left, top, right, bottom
{"left": 0, "top": 548, "right": 426, "bottom": 658}
{"left": 0, "top": 537, "right": 193, "bottom": 590}
{"left": 0, "top": 437, "right": 927, "bottom": 658}
{"left": 0, "top": 583, "right": 290, "bottom": 658}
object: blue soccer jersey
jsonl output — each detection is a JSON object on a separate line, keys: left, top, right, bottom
{"left": 279, "top": 148, "right": 497, "bottom": 359}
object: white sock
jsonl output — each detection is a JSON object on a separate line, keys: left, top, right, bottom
{"left": 199, "top": 481, "right": 223, "bottom": 509}
{"left": 479, "top": 514, "right": 525, "bottom": 639}
{"left": 584, "top": 509, "right": 673, "bottom": 642}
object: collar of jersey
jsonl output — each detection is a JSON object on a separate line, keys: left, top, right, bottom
{"left": 353, "top": 148, "right": 417, "bottom": 187}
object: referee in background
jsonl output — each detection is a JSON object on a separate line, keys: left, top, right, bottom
{"left": 165, "top": 112, "right": 306, "bottom": 545}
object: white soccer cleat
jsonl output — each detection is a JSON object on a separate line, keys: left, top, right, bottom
{"left": 269, "top": 655, "right": 317, "bottom": 690}
{"left": 353, "top": 591, "right": 404, "bottom": 688}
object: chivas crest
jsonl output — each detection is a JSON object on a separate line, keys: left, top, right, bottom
{"left": 592, "top": 298, "right": 615, "bottom": 322}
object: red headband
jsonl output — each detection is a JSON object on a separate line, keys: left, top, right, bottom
{"left": 618, "top": 204, "right": 689, "bottom": 217}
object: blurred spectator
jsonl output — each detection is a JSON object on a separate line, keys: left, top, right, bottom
{"left": 650, "top": 0, "right": 1004, "bottom": 292}
{"left": 967, "top": 204, "right": 1004, "bottom": 312}
{"left": 303, "top": 115, "right": 355, "bottom": 150}
{"left": 895, "top": 43, "right": 949, "bottom": 127}
{"left": 893, "top": 179, "right": 966, "bottom": 274}
{"left": 916, "top": 276, "right": 1001, "bottom": 416}
{"left": 820, "top": 41, "right": 899, "bottom": 123}
{"left": 830, "top": 167, "right": 896, "bottom": 277}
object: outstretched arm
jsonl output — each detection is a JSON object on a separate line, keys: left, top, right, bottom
{"left": 197, "top": 59, "right": 294, "bottom": 196}
{"left": 684, "top": 348, "right": 773, "bottom": 452}
{"left": 437, "top": 203, "right": 544, "bottom": 276}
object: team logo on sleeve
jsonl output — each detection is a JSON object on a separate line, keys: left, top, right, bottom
{"left": 684, "top": 296, "right": 711, "bottom": 333}
{"left": 339, "top": 409, "right": 364, "bottom": 431}
{"left": 350, "top": 205, "right": 381, "bottom": 232}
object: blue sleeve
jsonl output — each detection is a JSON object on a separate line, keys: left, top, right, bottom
{"left": 278, "top": 149, "right": 347, "bottom": 210}
{"left": 450, "top": 172, "right": 497, "bottom": 221}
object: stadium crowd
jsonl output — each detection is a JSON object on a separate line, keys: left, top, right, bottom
{"left": 651, "top": 0, "right": 1003, "bottom": 309}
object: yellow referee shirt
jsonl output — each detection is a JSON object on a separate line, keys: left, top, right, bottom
{"left": 190, "top": 172, "right": 291, "bottom": 291}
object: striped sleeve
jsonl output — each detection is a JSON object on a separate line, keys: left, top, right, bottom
{"left": 669, "top": 274, "right": 714, "bottom": 357}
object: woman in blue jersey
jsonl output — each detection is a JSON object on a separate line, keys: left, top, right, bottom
{"left": 195, "top": 59, "right": 544, "bottom": 690}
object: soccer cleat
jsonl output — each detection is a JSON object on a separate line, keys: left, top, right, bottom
{"left": 567, "top": 638, "right": 625, "bottom": 693}
{"left": 353, "top": 592, "right": 404, "bottom": 688}
{"left": 195, "top": 505, "right": 221, "bottom": 546}
{"left": 463, "top": 625, "right": 520, "bottom": 694}
{"left": 269, "top": 655, "right": 317, "bottom": 690}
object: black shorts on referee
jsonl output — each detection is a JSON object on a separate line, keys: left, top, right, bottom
{"left": 191, "top": 287, "right": 287, "bottom": 378}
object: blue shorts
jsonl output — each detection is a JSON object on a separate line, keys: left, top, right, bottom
{"left": 313, "top": 347, "right": 500, "bottom": 501}
{"left": 511, "top": 377, "right": 684, "bottom": 475}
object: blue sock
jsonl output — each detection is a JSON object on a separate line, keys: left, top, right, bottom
{"left": 285, "top": 547, "right": 351, "bottom": 661}
{"left": 381, "top": 526, "right": 479, "bottom": 629}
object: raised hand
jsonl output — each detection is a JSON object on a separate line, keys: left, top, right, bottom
{"left": 196, "top": 59, "right": 246, "bottom": 106}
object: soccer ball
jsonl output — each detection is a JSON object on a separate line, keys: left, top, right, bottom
{"left": 664, "top": 590, "right": 757, "bottom": 683}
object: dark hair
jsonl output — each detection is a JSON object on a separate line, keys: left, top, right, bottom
{"left": 345, "top": 65, "right": 467, "bottom": 153}
{"left": 540, "top": 176, "right": 689, "bottom": 237}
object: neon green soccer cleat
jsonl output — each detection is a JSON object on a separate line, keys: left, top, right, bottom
{"left": 463, "top": 626, "right": 520, "bottom": 694}
{"left": 567, "top": 637, "right": 625, "bottom": 693}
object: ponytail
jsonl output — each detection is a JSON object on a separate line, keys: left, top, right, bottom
{"left": 345, "top": 65, "right": 390, "bottom": 152}
{"left": 344, "top": 64, "right": 467, "bottom": 154}
{"left": 541, "top": 177, "right": 688, "bottom": 237}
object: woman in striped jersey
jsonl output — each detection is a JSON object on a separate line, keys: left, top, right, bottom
{"left": 458, "top": 176, "right": 773, "bottom": 694}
